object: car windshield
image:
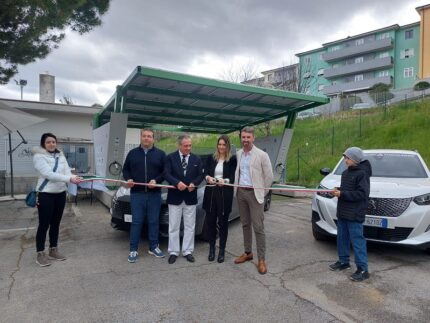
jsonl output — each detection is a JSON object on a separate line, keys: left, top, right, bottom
{"left": 334, "top": 153, "right": 429, "bottom": 178}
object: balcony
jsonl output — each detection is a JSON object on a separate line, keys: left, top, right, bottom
{"left": 324, "top": 56, "right": 393, "bottom": 78}
{"left": 322, "top": 38, "right": 393, "bottom": 62}
{"left": 323, "top": 76, "right": 392, "bottom": 95}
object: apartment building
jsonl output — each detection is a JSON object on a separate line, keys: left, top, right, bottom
{"left": 294, "top": 4, "right": 430, "bottom": 97}
{"left": 296, "top": 22, "right": 420, "bottom": 97}
{"left": 243, "top": 64, "right": 299, "bottom": 92}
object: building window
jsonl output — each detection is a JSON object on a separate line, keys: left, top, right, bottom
{"left": 405, "top": 29, "right": 414, "bottom": 39}
{"left": 304, "top": 56, "right": 311, "bottom": 64}
{"left": 331, "top": 45, "right": 340, "bottom": 52}
{"left": 319, "top": 53, "right": 323, "bottom": 60}
{"left": 400, "top": 48, "right": 415, "bottom": 59}
{"left": 318, "top": 84, "right": 325, "bottom": 91}
{"left": 378, "top": 70, "right": 389, "bottom": 77}
{"left": 379, "top": 52, "right": 389, "bottom": 58}
{"left": 354, "top": 74, "right": 364, "bottom": 82}
{"left": 355, "top": 38, "right": 364, "bottom": 46}
{"left": 405, "top": 48, "right": 414, "bottom": 58}
{"left": 404, "top": 67, "right": 414, "bottom": 78}
{"left": 355, "top": 57, "right": 364, "bottom": 64}
{"left": 379, "top": 32, "right": 390, "bottom": 40}
{"left": 266, "top": 73, "right": 273, "bottom": 82}
{"left": 317, "top": 68, "right": 324, "bottom": 76}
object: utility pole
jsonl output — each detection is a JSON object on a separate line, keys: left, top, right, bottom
{"left": 14, "top": 79, "right": 27, "bottom": 100}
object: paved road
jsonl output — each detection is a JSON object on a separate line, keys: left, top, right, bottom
{"left": 0, "top": 197, "right": 429, "bottom": 322}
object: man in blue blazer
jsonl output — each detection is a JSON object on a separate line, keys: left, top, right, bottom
{"left": 164, "top": 134, "right": 204, "bottom": 264}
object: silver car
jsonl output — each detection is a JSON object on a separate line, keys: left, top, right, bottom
{"left": 312, "top": 149, "right": 430, "bottom": 253}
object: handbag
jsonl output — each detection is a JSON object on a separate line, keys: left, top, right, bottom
{"left": 25, "top": 157, "right": 59, "bottom": 207}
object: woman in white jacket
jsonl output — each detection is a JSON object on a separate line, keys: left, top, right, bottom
{"left": 32, "top": 133, "right": 81, "bottom": 267}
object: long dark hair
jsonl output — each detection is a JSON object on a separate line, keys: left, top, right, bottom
{"left": 214, "top": 134, "right": 232, "bottom": 162}
{"left": 40, "top": 133, "right": 60, "bottom": 153}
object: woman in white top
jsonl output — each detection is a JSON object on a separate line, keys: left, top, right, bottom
{"left": 32, "top": 133, "right": 81, "bottom": 267}
{"left": 202, "top": 135, "right": 237, "bottom": 263}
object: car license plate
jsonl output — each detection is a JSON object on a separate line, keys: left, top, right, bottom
{"left": 365, "top": 217, "right": 387, "bottom": 228}
{"left": 124, "top": 214, "right": 132, "bottom": 223}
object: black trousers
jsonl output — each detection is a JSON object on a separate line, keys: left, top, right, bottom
{"left": 36, "top": 191, "right": 66, "bottom": 252}
{"left": 207, "top": 187, "right": 230, "bottom": 250}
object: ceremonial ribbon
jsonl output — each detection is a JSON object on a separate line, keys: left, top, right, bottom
{"left": 78, "top": 176, "right": 334, "bottom": 193}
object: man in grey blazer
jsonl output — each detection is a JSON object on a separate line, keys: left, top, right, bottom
{"left": 234, "top": 126, "right": 273, "bottom": 274}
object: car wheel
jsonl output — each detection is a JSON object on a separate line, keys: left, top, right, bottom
{"left": 311, "top": 212, "right": 329, "bottom": 241}
{"left": 264, "top": 191, "right": 272, "bottom": 212}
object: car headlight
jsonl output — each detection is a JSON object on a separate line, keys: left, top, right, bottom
{"left": 317, "top": 184, "right": 334, "bottom": 199}
{"left": 413, "top": 193, "right": 430, "bottom": 205}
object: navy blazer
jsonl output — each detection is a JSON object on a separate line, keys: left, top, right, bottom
{"left": 164, "top": 151, "right": 204, "bottom": 205}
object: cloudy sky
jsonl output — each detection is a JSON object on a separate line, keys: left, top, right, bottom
{"left": 0, "top": 0, "right": 427, "bottom": 106}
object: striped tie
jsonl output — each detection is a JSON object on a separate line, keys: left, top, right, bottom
{"left": 181, "top": 155, "right": 187, "bottom": 175}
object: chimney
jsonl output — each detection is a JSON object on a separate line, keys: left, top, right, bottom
{"left": 39, "top": 73, "right": 55, "bottom": 103}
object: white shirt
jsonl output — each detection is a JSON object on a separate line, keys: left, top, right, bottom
{"left": 214, "top": 161, "right": 223, "bottom": 179}
{"left": 239, "top": 149, "right": 252, "bottom": 186}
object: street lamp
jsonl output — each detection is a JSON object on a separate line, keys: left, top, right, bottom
{"left": 14, "top": 79, "right": 27, "bottom": 100}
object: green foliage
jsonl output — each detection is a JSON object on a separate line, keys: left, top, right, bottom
{"left": 414, "top": 81, "right": 430, "bottom": 91}
{"left": 155, "top": 98, "right": 430, "bottom": 188}
{"left": 0, "top": 0, "right": 110, "bottom": 84}
{"left": 369, "top": 83, "right": 394, "bottom": 104}
{"left": 286, "top": 98, "right": 430, "bottom": 187}
{"left": 369, "top": 82, "right": 391, "bottom": 93}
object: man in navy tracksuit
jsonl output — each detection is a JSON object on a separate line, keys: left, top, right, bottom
{"left": 330, "top": 147, "right": 372, "bottom": 282}
{"left": 122, "top": 129, "right": 166, "bottom": 263}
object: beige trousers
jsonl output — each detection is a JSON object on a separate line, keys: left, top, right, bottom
{"left": 237, "top": 188, "right": 265, "bottom": 260}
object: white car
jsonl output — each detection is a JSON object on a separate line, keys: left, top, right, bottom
{"left": 312, "top": 149, "right": 430, "bottom": 253}
{"left": 351, "top": 102, "right": 372, "bottom": 110}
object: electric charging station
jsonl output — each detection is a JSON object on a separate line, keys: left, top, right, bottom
{"left": 92, "top": 66, "right": 329, "bottom": 203}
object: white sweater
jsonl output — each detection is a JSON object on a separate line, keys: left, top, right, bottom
{"left": 32, "top": 146, "right": 72, "bottom": 193}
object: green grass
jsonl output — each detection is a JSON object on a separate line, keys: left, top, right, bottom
{"left": 286, "top": 98, "right": 430, "bottom": 187}
{"left": 156, "top": 98, "right": 430, "bottom": 188}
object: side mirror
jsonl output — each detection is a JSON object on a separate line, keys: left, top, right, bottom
{"left": 320, "top": 167, "right": 331, "bottom": 176}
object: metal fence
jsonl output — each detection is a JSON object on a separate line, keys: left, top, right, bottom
{"left": 0, "top": 139, "right": 94, "bottom": 176}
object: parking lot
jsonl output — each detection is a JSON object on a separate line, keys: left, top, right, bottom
{"left": 1, "top": 196, "right": 429, "bottom": 323}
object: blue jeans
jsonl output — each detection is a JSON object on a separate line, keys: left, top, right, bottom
{"left": 337, "top": 218, "right": 368, "bottom": 271}
{"left": 129, "top": 191, "right": 161, "bottom": 252}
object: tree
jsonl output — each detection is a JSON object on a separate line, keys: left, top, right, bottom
{"left": 369, "top": 82, "right": 393, "bottom": 105}
{"left": 219, "top": 59, "right": 261, "bottom": 84}
{"left": 59, "top": 95, "right": 74, "bottom": 105}
{"left": 0, "top": 0, "right": 110, "bottom": 84}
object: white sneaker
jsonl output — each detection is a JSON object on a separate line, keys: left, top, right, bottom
{"left": 128, "top": 251, "right": 138, "bottom": 263}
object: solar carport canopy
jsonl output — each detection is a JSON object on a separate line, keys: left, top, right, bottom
{"left": 95, "top": 66, "right": 329, "bottom": 134}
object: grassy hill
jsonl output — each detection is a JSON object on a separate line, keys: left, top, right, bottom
{"left": 157, "top": 97, "right": 430, "bottom": 188}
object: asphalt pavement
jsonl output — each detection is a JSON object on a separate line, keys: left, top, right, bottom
{"left": 0, "top": 196, "right": 429, "bottom": 323}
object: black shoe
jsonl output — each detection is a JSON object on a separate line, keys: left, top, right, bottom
{"left": 168, "top": 255, "right": 177, "bottom": 264}
{"left": 185, "top": 254, "right": 195, "bottom": 263}
{"left": 350, "top": 268, "right": 370, "bottom": 282}
{"left": 217, "top": 249, "right": 225, "bottom": 263}
{"left": 208, "top": 245, "right": 215, "bottom": 262}
{"left": 329, "top": 261, "right": 350, "bottom": 271}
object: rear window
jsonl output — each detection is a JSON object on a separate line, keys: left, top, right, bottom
{"left": 334, "top": 153, "right": 428, "bottom": 178}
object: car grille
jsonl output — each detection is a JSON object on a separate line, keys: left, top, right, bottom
{"left": 363, "top": 226, "right": 413, "bottom": 242}
{"left": 114, "top": 200, "right": 131, "bottom": 215}
{"left": 113, "top": 199, "right": 169, "bottom": 224}
{"left": 367, "top": 197, "right": 412, "bottom": 218}
{"left": 334, "top": 220, "right": 413, "bottom": 242}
